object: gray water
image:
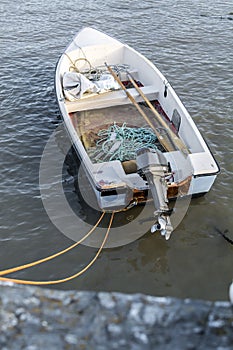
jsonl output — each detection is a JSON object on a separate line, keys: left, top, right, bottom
{"left": 0, "top": 0, "right": 232, "bottom": 300}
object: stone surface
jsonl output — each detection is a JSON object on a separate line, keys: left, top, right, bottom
{"left": 0, "top": 282, "right": 232, "bottom": 350}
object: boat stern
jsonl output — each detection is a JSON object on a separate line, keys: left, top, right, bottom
{"left": 187, "top": 152, "right": 220, "bottom": 195}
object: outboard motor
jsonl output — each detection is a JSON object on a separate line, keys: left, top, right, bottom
{"left": 137, "top": 148, "right": 173, "bottom": 240}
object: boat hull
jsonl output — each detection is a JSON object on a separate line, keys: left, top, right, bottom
{"left": 55, "top": 27, "right": 219, "bottom": 212}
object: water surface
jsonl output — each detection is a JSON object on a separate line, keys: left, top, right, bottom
{"left": 0, "top": 0, "right": 232, "bottom": 300}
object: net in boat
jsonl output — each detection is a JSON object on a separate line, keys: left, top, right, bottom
{"left": 89, "top": 122, "right": 158, "bottom": 163}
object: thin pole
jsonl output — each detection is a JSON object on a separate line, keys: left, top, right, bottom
{"left": 105, "top": 63, "right": 176, "bottom": 152}
{"left": 127, "top": 72, "right": 189, "bottom": 155}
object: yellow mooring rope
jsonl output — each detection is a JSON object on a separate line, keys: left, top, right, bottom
{"left": 0, "top": 212, "right": 114, "bottom": 285}
{"left": 0, "top": 212, "right": 105, "bottom": 277}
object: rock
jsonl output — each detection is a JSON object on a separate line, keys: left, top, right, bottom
{"left": 0, "top": 282, "right": 232, "bottom": 350}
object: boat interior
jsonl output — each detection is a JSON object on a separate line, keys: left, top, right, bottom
{"left": 69, "top": 103, "right": 171, "bottom": 171}
{"left": 58, "top": 42, "right": 211, "bottom": 174}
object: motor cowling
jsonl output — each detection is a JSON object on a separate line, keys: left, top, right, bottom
{"left": 137, "top": 148, "right": 173, "bottom": 240}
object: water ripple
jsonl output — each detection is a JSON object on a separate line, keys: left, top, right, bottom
{"left": 0, "top": 0, "right": 232, "bottom": 300}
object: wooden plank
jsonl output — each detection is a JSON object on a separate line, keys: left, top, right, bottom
{"left": 65, "top": 86, "right": 158, "bottom": 113}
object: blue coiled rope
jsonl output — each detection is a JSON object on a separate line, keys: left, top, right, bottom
{"left": 90, "top": 122, "right": 158, "bottom": 162}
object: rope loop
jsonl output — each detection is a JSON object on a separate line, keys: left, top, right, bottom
{"left": 0, "top": 212, "right": 114, "bottom": 285}
{"left": 90, "top": 123, "right": 158, "bottom": 163}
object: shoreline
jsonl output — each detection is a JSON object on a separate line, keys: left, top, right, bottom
{"left": 0, "top": 282, "right": 232, "bottom": 349}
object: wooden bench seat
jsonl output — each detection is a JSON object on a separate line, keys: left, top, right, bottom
{"left": 65, "top": 85, "right": 159, "bottom": 113}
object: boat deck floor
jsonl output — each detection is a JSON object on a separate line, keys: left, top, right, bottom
{"left": 69, "top": 101, "right": 176, "bottom": 165}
